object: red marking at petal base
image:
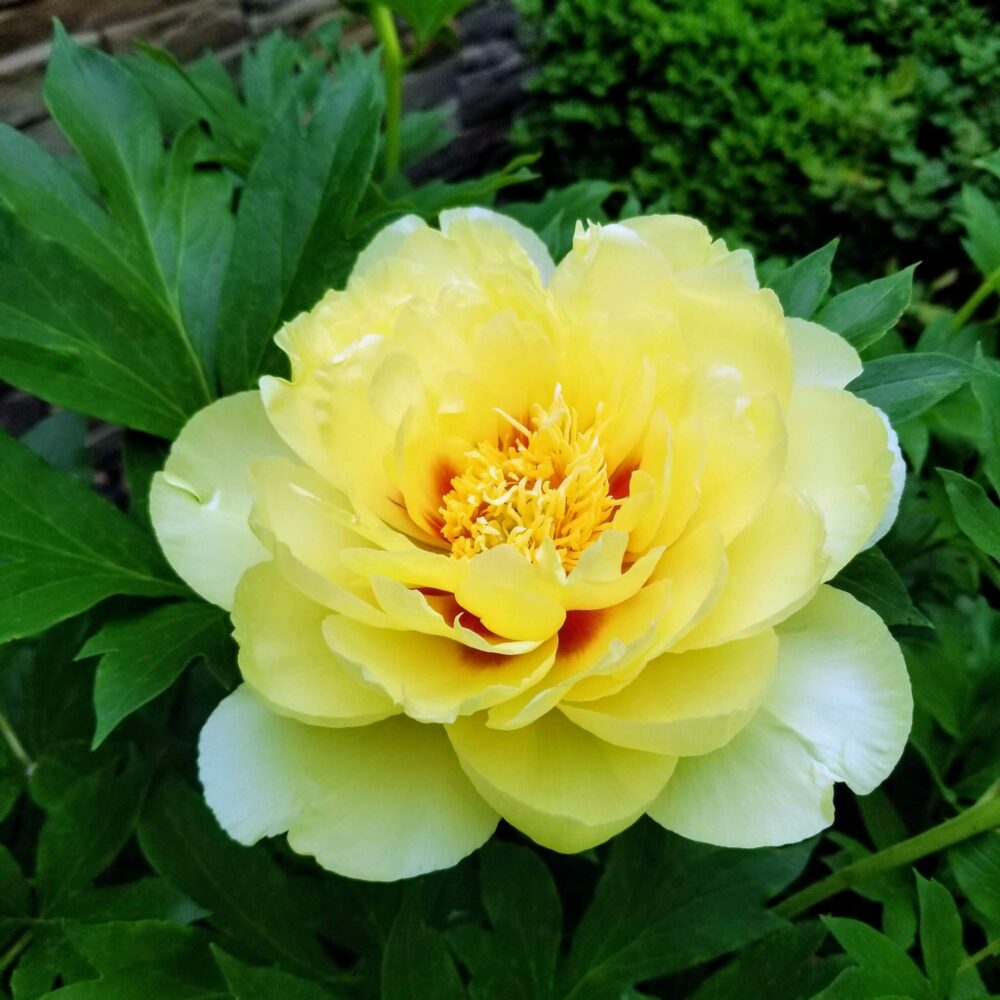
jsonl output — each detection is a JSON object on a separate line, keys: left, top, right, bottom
{"left": 608, "top": 462, "right": 638, "bottom": 500}
{"left": 558, "top": 609, "right": 603, "bottom": 657}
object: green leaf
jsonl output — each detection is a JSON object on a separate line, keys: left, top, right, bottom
{"left": 57, "top": 877, "right": 208, "bottom": 924}
{"left": 20, "top": 411, "right": 89, "bottom": 480}
{"left": 216, "top": 55, "right": 384, "bottom": 393}
{"left": 814, "top": 265, "right": 916, "bottom": 351}
{"left": 381, "top": 892, "right": 464, "bottom": 1000}
{"left": 971, "top": 359, "right": 1000, "bottom": 493}
{"left": 138, "top": 778, "right": 332, "bottom": 979}
{"left": 0, "top": 430, "right": 183, "bottom": 644}
{"left": 849, "top": 353, "right": 969, "bottom": 424}
{"left": 42, "top": 24, "right": 213, "bottom": 405}
{"left": 939, "top": 470, "right": 1000, "bottom": 562}
{"left": 915, "top": 875, "right": 964, "bottom": 998}
{"left": 35, "top": 750, "right": 150, "bottom": 914}
{"left": 950, "top": 834, "right": 1000, "bottom": 929}
{"left": 385, "top": 0, "right": 472, "bottom": 46}
{"left": 212, "top": 947, "right": 347, "bottom": 1000}
{"left": 561, "top": 821, "right": 813, "bottom": 999}
{"left": 820, "top": 917, "right": 933, "bottom": 1000}
{"left": 123, "top": 432, "right": 170, "bottom": 529}
{"left": 960, "top": 184, "right": 1000, "bottom": 279}
{"left": 450, "top": 842, "right": 561, "bottom": 1000}
{"left": 833, "top": 548, "right": 930, "bottom": 627}
{"left": 689, "top": 922, "right": 845, "bottom": 1000}
{"left": 0, "top": 207, "right": 207, "bottom": 437}
{"left": 80, "top": 602, "right": 232, "bottom": 748}
{"left": 766, "top": 239, "right": 839, "bottom": 319}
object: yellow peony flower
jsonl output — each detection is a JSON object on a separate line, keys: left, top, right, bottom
{"left": 151, "top": 209, "right": 912, "bottom": 881}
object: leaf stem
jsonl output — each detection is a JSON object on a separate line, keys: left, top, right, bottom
{"left": 960, "top": 936, "right": 1000, "bottom": 971}
{"left": 0, "top": 708, "right": 32, "bottom": 774}
{"left": 774, "top": 790, "right": 1000, "bottom": 919}
{"left": 0, "top": 929, "right": 32, "bottom": 975}
{"left": 370, "top": 3, "right": 403, "bottom": 177}
{"left": 953, "top": 263, "right": 1000, "bottom": 331}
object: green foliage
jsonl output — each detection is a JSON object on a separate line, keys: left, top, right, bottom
{"left": 513, "top": 0, "right": 1000, "bottom": 268}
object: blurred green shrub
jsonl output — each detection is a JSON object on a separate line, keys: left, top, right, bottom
{"left": 513, "top": 0, "right": 1000, "bottom": 268}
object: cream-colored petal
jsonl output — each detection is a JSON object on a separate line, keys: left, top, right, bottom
{"left": 783, "top": 386, "right": 899, "bottom": 578}
{"left": 322, "top": 616, "right": 557, "bottom": 723}
{"left": 561, "top": 630, "right": 778, "bottom": 755}
{"left": 150, "top": 391, "right": 294, "bottom": 609}
{"left": 766, "top": 586, "right": 912, "bottom": 795}
{"left": 863, "top": 408, "right": 905, "bottom": 549}
{"left": 448, "top": 710, "right": 676, "bottom": 853}
{"left": 200, "top": 686, "right": 497, "bottom": 880}
{"left": 232, "top": 561, "right": 398, "bottom": 727}
{"left": 440, "top": 207, "right": 555, "bottom": 285}
{"left": 786, "top": 318, "right": 863, "bottom": 388}
{"left": 646, "top": 709, "right": 836, "bottom": 848}
{"left": 677, "top": 486, "right": 826, "bottom": 651}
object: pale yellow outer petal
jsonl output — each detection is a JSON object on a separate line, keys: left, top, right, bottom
{"left": 200, "top": 686, "right": 498, "bottom": 881}
{"left": 765, "top": 585, "right": 912, "bottom": 795}
{"left": 786, "top": 318, "right": 863, "bottom": 388}
{"left": 645, "top": 709, "right": 837, "bottom": 848}
{"left": 150, "top": 391, "right": 294, "bottom": 610}
{"left": 560, "top": 630, "right": 778, "bottom": 755}
{"left": 448, "top": 710, "right": 676, "bottom": 853}
{"left": 647, "top": 585, "right": 911, "bottom": 847}
{"left": 677, "top": 486, "right": 826, "bottom": 651}
{"left": 231, "top": 561, "right": 399, "bottom": 728}
{"left": 439, "top": 207, "right": 556, "bottom": 285}
{"left": 783, "top": 386, "right": 899, "bottom": 578}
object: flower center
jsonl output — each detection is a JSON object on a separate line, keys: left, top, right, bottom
{"left": 439, "top": 388, "right": 621, "bottom": 570}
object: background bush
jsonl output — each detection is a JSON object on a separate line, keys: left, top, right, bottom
{"left": 513, "top": 0, "right": 1000, "bottom": 271}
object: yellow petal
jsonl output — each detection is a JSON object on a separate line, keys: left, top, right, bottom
{"left": 783, "top": 386, "right": 899, "bottom": 578}
{"left": 645, "top": 709, "right": 836, "bottom": 848}
{"left": 232, "top": 561, "right": 398, "bottom": 727}
{"left": 150, "top": 391, "right": 294, "bottom": 609}
{"left": 786, "top": 318, "right": 862, "bottom": 388}
{"left": 322, "top": 615, "right": 557, "bottom": 723}
{"left": 677, "top": 486, "right": 826, "bottom": 651}
{"left": 447, "top": 709, "right": 676, "bottom": 853}
{"left": 561, "top": 630, "right": 778, "bottom": 755}
{"left": 200, "top": 686, "right": 497, "bottom": 880}
{"left": 440, "top": 207, "right": 555, "bottom": 285}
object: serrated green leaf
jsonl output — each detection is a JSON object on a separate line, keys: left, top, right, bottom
{"left": 0, "top": 430, "right": 184, "bottom": 643}
{"left": 80, "top": 602, "right": 231, "bottom": 748}
{"left": 939, "top": 470, "right": 1000, "bottom": 562}
{"left": 849, "top": 353, "right": 969, "bottom": 424}
{"left": 35, "top": 751, "right": 150, "bottom": 914}
{"left": 138, "top": 779, "right": 332, "bottom": 979}
{"left": 561, "top": 821, "right": 812, "bottom": 999}
{"left": 381, "top": 892, "right": 464, "bottom": 1000}
{"left": 915, "top": 874, "right": 964, "bottom": 998}
{"left": 212, "top": 948, "right": 347, "bottom": 1000}
{"left": 833, "top": 548, "right": 929, "bottom": 627}
{"left": 814, "top": 265, "right": 915, "bottom": 351}
{"left": 217, "top": 55, "right": 383, "bottom": 393}
{"left": 766, "top": 238, "right": 839, "bottom": 319}
{"left": 450, "top": 842, "right": 561, "bottom": 1000}
{"left": 821, "top": 917, "right": 933, "bottom": 1000}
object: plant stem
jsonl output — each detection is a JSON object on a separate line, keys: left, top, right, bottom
{"left": 774, "top": 791, "right": 1000, "bottom": 919}
{"left": 960, "top": 936, "right": 1000, "bottom": 971}
{"left": 0, "top": 708, "right": 31, "bottom": 773}
{"left": 370, "top": 3, "right": 403, "bottom": 177}
{"left": 953, "top": 263, "right": 1000, "bottom": 331}
{"left": 0, "top": 930, "right": 32, "bottom": 975}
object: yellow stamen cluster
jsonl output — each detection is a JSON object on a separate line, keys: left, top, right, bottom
{"left": 440, "top": 388, "right": 621, "bottom": 570}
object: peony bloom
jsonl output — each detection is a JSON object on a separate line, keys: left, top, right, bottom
{"left": 151, "top": 209, "right": 912, "bottom": 881}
